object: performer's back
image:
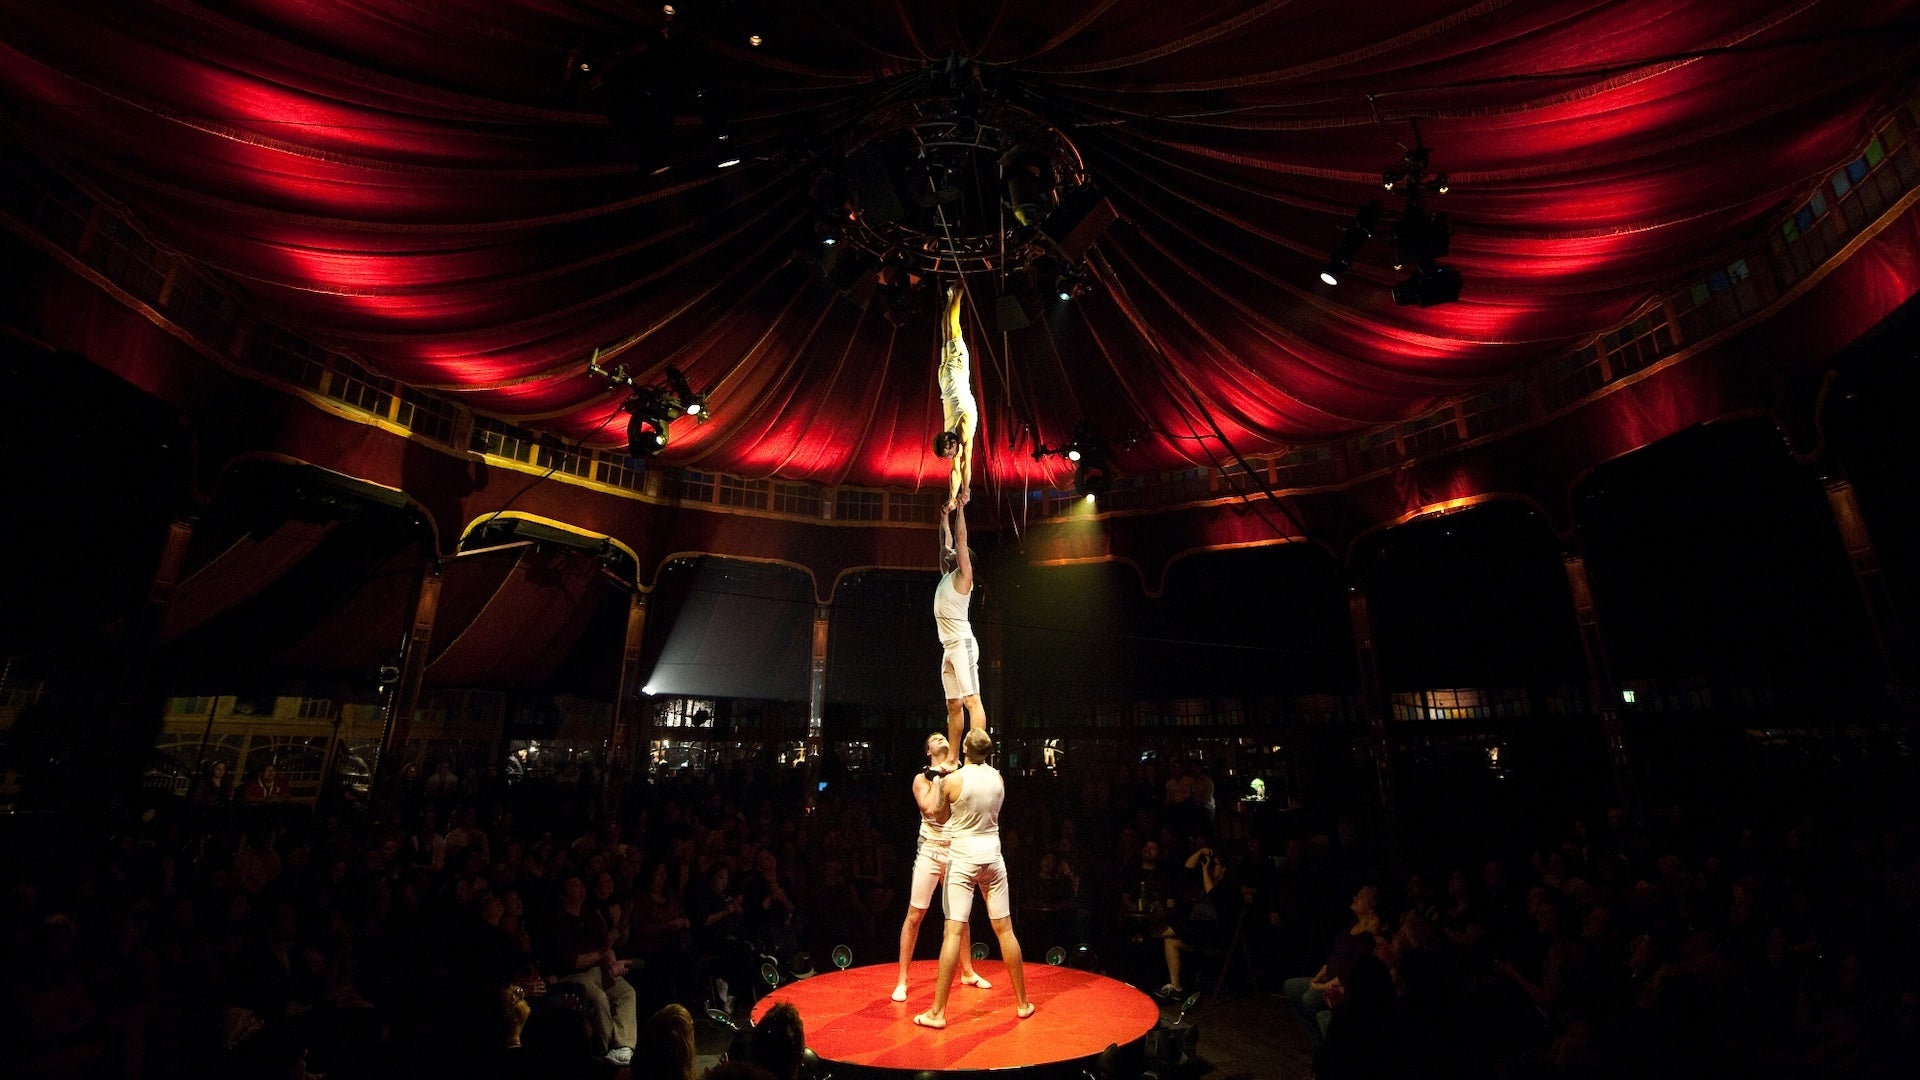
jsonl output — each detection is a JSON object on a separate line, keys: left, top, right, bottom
{"left": 946, "top": 762, "right": 1003, "bottom": 859}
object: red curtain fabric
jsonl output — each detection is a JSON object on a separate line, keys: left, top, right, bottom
{"left": 426, "top": 546, "right": 608, "bottom": 688}
{"left": 159, "top": 519, "right": 335, "bottom": 642}
{"left": 3, "top": 0, "right": 1915, "bottom": 492}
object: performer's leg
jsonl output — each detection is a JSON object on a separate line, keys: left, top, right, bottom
{"left": 945, "top": 697, "right": 966, "bottom": 765}
{"left": 962, "top": 692, "right": 988, "bottom": 736}
{"left": 913, "top": 919, "right": 967, "bottom": 1028}
{"left": 894, "top": 903, "right": 927, "bottom": 1001}
{"left": 959, "top": 919, "right": 988, "bottom": 987}
{"left": 989, "top": 915, "right": 1033, "bottom": 1018}
{"left": 945, "top": 282, "right": 963, "bottom": 343}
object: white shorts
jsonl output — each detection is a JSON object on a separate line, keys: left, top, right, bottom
{"left": 909, "top": 838, "right": 952, "bottom": 910}
{"left": 941, "top": 637, "right": 980, "bottom": 699}
{"left": 944, "top": 852, "right": 1011, "bottom": 923}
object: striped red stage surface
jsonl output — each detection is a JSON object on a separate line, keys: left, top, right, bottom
{"left": 752, "top": 960, "right": 1161, "bottom": 1073}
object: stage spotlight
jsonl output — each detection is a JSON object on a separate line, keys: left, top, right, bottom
{"left": 1392, "top": 265, "right": 1464, "bottom": 307}
{"left": 832, "top": 945, "right": 853, "bottom": 970}
{"left": 624, "top": 399, "right": 670, "bottom": 458}
{"left": 1053, "top": 262, "right": 1091, "bottom": 301}
{"left": 971, "top": 942, "right": 990, "bottom": 961}
{"left": 1320, "top": 201, "right": 1381, "bottom": 287}
{"left": 1066, "top": 447, "right": 1082, "bottom": 463}
{"left": 1045, "top": 946, "right": 1067, "bottom": 965}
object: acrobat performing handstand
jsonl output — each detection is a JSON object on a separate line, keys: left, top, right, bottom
{"left": 913, "top": 729, "right": 1033, "bottom": 1028}
{"left": 892, "top": 731, "right": 988, "bottom": 1002}
{"left": 931, "top": 282, "right": 976, "bottom": 511}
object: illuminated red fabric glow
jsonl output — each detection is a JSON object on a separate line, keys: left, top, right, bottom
{"left": 2, "top": 0, "right": 1916, "bottom": 493}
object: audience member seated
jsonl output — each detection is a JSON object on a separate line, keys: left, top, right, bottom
{"left": 1153, "top": 838, "right": 1240, "bottom": 999}
{"left": 740, "top": 848, "right": 804, "bottom": 962}
{"left": 541, "top": 873, "right": 638, "bottom": 1065}
{"left": 688, "top": 863, "right": 754, "bottom": 1014}
{"left": 633, "top": 860, "right": 699, "bottom": 1007}
{"left": 242, "top": 763, "right": 289, "bottom": 804}
{"left": 638, "top": 1002, "right": 697, "bottom": 1080}
{"left": 1282, "top": 884, "right": 1384, "bottom": 1044}
{"left": 749, "top": 1000, "right": 806, "bottom": 1080}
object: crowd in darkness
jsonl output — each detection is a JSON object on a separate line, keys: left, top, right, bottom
{"left": 5, "top": 747, "right": 1920, "bottom": 1079}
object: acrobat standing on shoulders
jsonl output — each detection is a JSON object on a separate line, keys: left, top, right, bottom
{"left": 935, "top": 500, "right": 987, "bottom": 761}
{"left": 932, "top": 282, "right": 976, "bottom": 511}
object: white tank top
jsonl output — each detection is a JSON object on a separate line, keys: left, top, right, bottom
{"left": 944, "top": 762, "right": 1003, "bottom": 858}
{"left": 933, "top": 570, "right": 972, "bottom": 647}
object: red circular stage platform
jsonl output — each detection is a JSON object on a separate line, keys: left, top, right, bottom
{"left": 753, "top": 960, "right": 1161, "bottom": 1073}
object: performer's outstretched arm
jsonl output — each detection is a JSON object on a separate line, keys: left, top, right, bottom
{"left": 953, "top": 502, "right": 972, "bottom": 592}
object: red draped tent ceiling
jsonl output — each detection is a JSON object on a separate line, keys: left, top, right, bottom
{"left": 4, "top": 0, "right": 1917, "bottom": 497}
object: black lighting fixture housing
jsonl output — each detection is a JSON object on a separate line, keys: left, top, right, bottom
{"left": 1320, "top": 121, "right": 1462, "bottom": 306}
{"left": 1053, "top": 261, "right": 1092, "bottom": 301}
{"left": 1320, "top": 201, "right": 1383, "bottom": 287}
{"left": 588, "top": 350, "right": 712, "bottom": 459}
{"left": 1032, "top": 422, "right": 1119, "bottom": 497}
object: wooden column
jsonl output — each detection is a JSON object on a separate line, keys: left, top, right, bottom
{"left": 1823, "top": 475, "right": 1907, "bottom": 679}
{"left": 1345, "top": 583, "right": 1395, "bottom": 819}
{"left": 608, "top": 591, "right": 651, "bottom": 791}
{"left": 808, "top": 604, "right": 830, "bottom": 777}
{"left": 375, "top": 560, "right": 442, "bottom": 799}
{"left": 1562, "top": 551, "right": 1631, "bottom": 796}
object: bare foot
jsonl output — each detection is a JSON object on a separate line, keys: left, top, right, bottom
{"left": 961, "top": 972, "right": 992, "bottom": 989}
{"left": 912, "top": 1011, "right": 946, "bottom": 1030}
{"left": 1016, "top": 1001, "right": 1036, "bottom": 1019}
{"left": 891, "top": 984, "right": 908, "bottom": 1003}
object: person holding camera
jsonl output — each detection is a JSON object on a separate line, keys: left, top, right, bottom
{"left": 1153, "top": 838, "right": 1239, "bottom": 999}
{"left": 893, "top": 731, "right": 987, "bottom": 1002}
{"left": 689, "top": 863, "right": 755, "bottom": 1015}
